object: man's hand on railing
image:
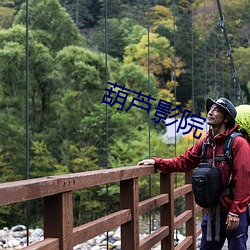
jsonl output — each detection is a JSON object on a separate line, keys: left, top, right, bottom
{"left": 137, "top": 159, "right": 155, "bottom": 166}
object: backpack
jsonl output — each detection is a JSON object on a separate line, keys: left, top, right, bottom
{"left": 192, "top": 131, "right": 241, "bottom": 208}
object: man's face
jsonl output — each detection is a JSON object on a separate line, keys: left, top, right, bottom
{"left": 207, "top": 104, "right": 226, "bottom": 127}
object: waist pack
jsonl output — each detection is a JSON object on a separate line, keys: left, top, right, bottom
{"left": 192, "top": 163, "right": 221, "bottom": 208}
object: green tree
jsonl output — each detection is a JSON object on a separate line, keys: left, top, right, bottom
{"left": 124, "top": 24, "right": 147, "bottom": 45}
{"left": 40, "top": 46, "right": 107, "bottom": 167}
{"left": 0, "top": 6, "right": 15, "bottom": 29}
{"left": 87, "top": 17, "right": 137, "bottom": 60}
{"left": 0, "top": 39, "right": 27, "bottom": 180}
{"left": 0, "top": 112, "right": 26, "bottom": 180}
{"left": 14, "top": 0, "right": 84, "bottom": 52}
{"left": 0, "top": 41, "right": 25, "bottom": 101}
{"left": 234, "top": 46, "right": 250, "bottom": 102}
{"left": 0, "top": 25, "right": 56, "bottom": 132}
{"left": 124, "top": 32, "right": 185, "bottom": 89}
{"left": 30, "top": 141, "right": 57, "bottom": 177}
{"left": 222, "top": 0, "right": 250, "bottom": 46}
{"left": 116, "top": 63, "right": 157, "bottom": 96}
{"left": 61, "top": 0, "right": 101, "bottom": 29}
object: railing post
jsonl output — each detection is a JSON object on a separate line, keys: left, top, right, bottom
{"left": 185, "top": 171, "right": 196, "bottom": 250}
{"left": 120, "top": 178, "right": 139, "bottom": 250}
{"left": 44, "top": 192, "right": 73, "bottom": 250}
{"left": 160, "top": 173, "right": 174, "bottom": 250}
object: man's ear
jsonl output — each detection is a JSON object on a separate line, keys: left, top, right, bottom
{"left": 224, "top": 114, "right": 232, "bottom": 123}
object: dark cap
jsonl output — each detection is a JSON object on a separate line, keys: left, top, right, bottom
{"left": 206, "top": 97, "right": 237, "bottom": 119}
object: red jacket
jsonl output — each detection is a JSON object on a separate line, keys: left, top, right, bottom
{"left": 154, "top": 124, "right": 250, "bottom": 216}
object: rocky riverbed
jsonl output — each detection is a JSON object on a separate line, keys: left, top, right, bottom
{"left": 0, "top": 225, "right": 43, "bottom": 249}
{"left": 0, "top": 225, "right": 188, "bottom": 249}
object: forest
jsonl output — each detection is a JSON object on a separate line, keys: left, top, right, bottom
{"left": 0, "top": 0, "right": 249, "bottom": 228}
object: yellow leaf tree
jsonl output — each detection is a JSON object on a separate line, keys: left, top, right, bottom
{"left": 124, "top": 31, "right": 185, "bottom": 103}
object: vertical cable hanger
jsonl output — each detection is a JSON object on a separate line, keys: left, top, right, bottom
{"left": 173, "top": 0, "right": 177, "bottom": 156}
{"left": 203, "top": 0, "right": 209, "bottom": 135}
{"left": 220, "top": 38, "right": 225, "bottom": 96}
{"left": 219, "top": 18, "right": 225, "bottom": 96}
{"left": 204, "top": 0, "right": 207, "bottom": 98}
{"left": 104, "top": 0, "right": 109, "bottom": 248}
{"left": 213, "top": 0, "right": 217, "bottom": 96}
{"left": 191, "top": 0, "right": 195, "bottom": 144}
{"left": 76, "top": 0, "right": 79, "bottom": 27}
{"left": 147, "top": 0, "right": 152, "bottom": 234}
{"left": 191, "top": 0, "right": 194, "bottom": 113}
{"left": 25, "top": 0, "right": 29, "bottom": 190}
{"left": 172, "top": 0, "right": 179, "bottom": 246}
{"left": 228, "top": 64, "right": 231, "bottom": 100}
{"left": 25, "top": 0, "right": 30, "bottom": 246}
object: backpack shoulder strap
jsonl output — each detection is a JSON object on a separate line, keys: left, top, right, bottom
{"left": 223, "top": 132, "right": 242, "bottom": 169}
{"left": 200, "top": 141, "right": 208, "bottom": 163}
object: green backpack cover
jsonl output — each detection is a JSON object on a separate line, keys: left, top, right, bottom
{"left": 235, "top": 105, "right": 250, "bottom": 140}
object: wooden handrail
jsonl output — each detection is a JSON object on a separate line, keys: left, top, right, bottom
{"left": 0, "top": 165, "right": 155, "bottom": 206}
{"left": 0, "top": 165, "right": 203, "bottom": 250}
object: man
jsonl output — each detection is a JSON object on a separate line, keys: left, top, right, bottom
{"left": 138, "top": 97, "right": 250, "bottom": 250}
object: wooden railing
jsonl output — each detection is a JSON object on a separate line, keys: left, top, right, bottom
{"left": 0, "top": 165, "right": 203, "bottom": 250}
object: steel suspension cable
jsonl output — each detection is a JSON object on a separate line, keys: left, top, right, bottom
{"left": 104, "top": 0, "right": 109, "bottom": 248}
{"left": 213, "top": 0, "right": 217, "bottom": 95}
{"left": 191, "top": 0, "right": 195, "bottom": 145}
{"left": 172, "top": 0, "right": 179, "bottom": 245}
{"left": 147, "top": 0, "right": 152, "bottom": 234}
{"left": 204, "top": 0, "right": 207, "bottom": 97}
{"left": 25, "top": 0, "right": 30, "bottom": 245}
{"left": 76, "top": 0, "right": 79, "bottom": 27}
{"left": 172, "top": 1, "right": 177, "bottom": 158}
{"left": 228, "top": 64, "right": 231, "bottom": 100}
{"left": 220, "top": 38, "right": 225, "bottom": 96}
{"left": 191, "top": 0, "right": 194, "bottom": 114}
{"left": 217, "top": 27, "right": 225, "bottom": 96}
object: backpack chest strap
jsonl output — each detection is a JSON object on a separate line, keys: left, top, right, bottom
{"left": 202, "top": 157, "right": 226, "bottom": 163}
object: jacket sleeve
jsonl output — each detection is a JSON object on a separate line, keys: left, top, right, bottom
{"left": 229, "top": 136, "right": 250, "bottom": 215}
{"left": 153, "top": 140, "right": 203, "bottom": 174}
